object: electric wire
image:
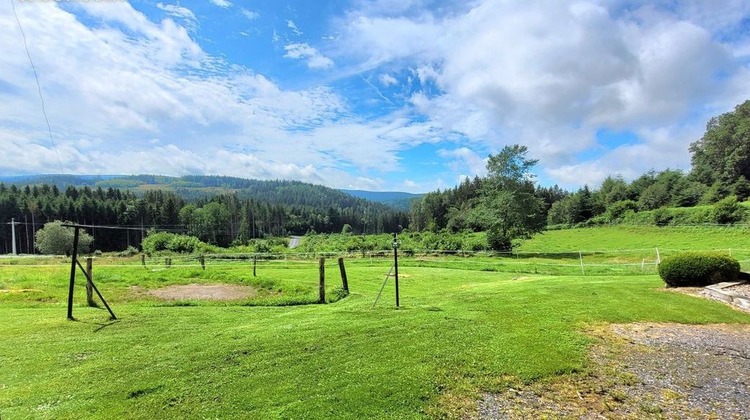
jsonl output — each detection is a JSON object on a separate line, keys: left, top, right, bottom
{"left": 10, "top": 0, "right": 65, "bottom": 174}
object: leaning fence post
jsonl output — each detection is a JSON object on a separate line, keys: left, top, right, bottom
{"left": 338, "top": 257, "right": 349, "bottom": 293}
{"left": 319, "top": 257, "right": 325, "bottom": 303}
{"left": 86, "top": 257, "right": 95, "bottom": 307}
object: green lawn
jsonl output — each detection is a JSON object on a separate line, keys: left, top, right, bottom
{"left": 519, "top": 225, "right": 750, "bottom": 253}
{"left": 2, "top": 252, "right": 749, "bottom": 418}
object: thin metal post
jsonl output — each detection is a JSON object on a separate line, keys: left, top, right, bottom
{"left": 393, "top": 233, "right": 400, "bottom": 308}
{"left": 67, "top": 227, "right": 80, "bottom": 320}
{"left": 10, "top": 218, "right": 18, "bottom": 255}
{"left": 318, "top": 257, "right": 325, "bottom": 303}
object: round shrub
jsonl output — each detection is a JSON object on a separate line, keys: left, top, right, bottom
{"left": 658, "top": 252, "right": 740, "bottom": 287}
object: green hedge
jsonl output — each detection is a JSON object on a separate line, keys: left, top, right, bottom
{"left": 658, "top": 252, "right": 740, "bottom": 287}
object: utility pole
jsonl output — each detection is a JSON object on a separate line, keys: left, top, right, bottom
{"left": 7, "top": 218, "right": 19, "bottom": 255}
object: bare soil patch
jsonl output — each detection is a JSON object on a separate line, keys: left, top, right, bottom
{"left": 477, "top": 323, "right": 750, "bottom": 419}
{"left": 146, "top": 283, "right": 257, "bottom": 301}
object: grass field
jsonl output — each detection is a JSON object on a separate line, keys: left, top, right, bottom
{"left": 2, "top": 226, "right": 750, "bottom": 418}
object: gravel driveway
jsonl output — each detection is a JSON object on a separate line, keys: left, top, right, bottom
{"left": 477, "top": 323, "right": 750, "bottom": 419}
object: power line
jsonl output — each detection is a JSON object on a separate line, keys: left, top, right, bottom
{"left": 10, "top": 0, "right": 65, "bottom": 174}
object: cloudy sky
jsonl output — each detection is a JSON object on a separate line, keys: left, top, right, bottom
{"left": 1, "top": 0, "right": 749, "bottom": 192}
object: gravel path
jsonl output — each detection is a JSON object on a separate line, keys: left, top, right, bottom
{"left": 477, "top": 323, "right": 750, "bottom": 419}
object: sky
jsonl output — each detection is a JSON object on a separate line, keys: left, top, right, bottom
{"left": 1, "top": 0, "right": 750, "bottom": 193}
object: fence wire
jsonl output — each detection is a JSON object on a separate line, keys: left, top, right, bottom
{"left": 3, "top": 247, "right": 750, "bottom": 276}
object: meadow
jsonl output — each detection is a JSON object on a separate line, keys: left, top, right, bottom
{"left": 1, "top": 226, "right": 749, "bottom": 418}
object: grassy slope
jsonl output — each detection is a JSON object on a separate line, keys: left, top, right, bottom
{"left": 519, "top": 225, "right": 750, "bottom": 253}
{"left": 3, "top": 226, "right": 750, "bottom": 418}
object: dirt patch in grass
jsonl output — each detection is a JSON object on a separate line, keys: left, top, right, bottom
{"left": 146, "top": 284, "right": 257, "bottom": 301}
{"left": 476, "top": 323, "right": 750, "bottom": 419}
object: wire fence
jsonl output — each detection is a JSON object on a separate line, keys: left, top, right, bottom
{"left": 3, "top": 247, "right": 750, "bottom": 276}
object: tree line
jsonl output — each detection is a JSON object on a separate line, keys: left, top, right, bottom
{"left": 409, "top": 99, "right": 750, "bottom": 247}
{"left": 0, "top": 183, "right": 407, "bottom": 253}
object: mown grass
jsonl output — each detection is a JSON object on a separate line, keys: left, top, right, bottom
{"left": 2, "top": 226, "right": 750, "bottom": 418}
{"left": 520, "top": 225, "right": 750, "bottom": 253}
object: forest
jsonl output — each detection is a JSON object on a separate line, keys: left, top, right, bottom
{"left": 0, "top": 181, "right": 408, "bottom": 253}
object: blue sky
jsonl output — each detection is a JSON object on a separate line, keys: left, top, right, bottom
{"left": 1, "top": 0, "right": 750, "bottom": 192}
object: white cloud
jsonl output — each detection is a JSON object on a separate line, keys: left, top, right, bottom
{"left": 287, "top": 20, "right": 303, "bottom": 36}
{"left": 284, "top": 43, "right": 334, "bottom": 69}
{"left": 241, "top": 8, "right": 259, "bottom": 20}
{"left": 209, "top": 0, "right": 232, "bottom": 8}
{"left": 437, "top": 147, "right": 488, "bottom": 177}
{"left": 335, "top": 0, "right": 750, "bottom": 187}
{"left": 378, "top": 73, "right": 398, "bottom": 87}
{"left": 4, "top": 0, "right": 750, "bottom": 192}
{"left": 0, "top": 2, "right": 427, "bottom": 188}
{"left": 156, "top": 3, "right": 197, "bottom": 32}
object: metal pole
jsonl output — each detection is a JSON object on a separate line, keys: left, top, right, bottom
{"left": 10, "top": 218, "right": 17, "bottom": 255}
{"left": 318, "top": 257, "right": 325, "bottom": 303}
{"left": 393, "top": 233, "right": 400, "bottom": 308}
{"left": 67, "top": 227, "right": 80, "bottom": 320}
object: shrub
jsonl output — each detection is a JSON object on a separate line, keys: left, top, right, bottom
{"left": 167, "top": 235, "right": 203, "bottom": 253}
{"left": 487, "top": 228, "right": 511, "bottom": 251}
{"left": 119, "top": 246, "right": 139, "bottom": 257}
{"left": 652, "top": 208, "right": 673, "bottom": 226}
{"left": 35, "top": 220, "right": 93, "bottom": 255}
{"left": 658, "top": 252, "right": 740, "bottom": 287}
{"left": 607, "top": 200, "right": 638, "bottom": 220}
{"left": 141, "top": 232, "right": 176, "bottom": 255}
{"left": 713, "top": 196, "right": 745, "bottom": 224}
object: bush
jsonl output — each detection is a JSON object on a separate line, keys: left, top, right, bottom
{"left": 168, "top": 235, "right": 203, "bottom": 253}
{"left": 607, "top": 200, "right": 638, "bottom": 220}
{"left": 142, "top": 232, "right": 208, "bottom": 255}
{"left": 141, "top": 232, "right": 176, "bottom": 255}
{"left": 117, "top": 246, "right": 139, "bottom": 257}
{"left": 658, "top": 252, "right": 740, "bottom": 287}
{"left": 652, "top": 208, "right": 673, "bottom": 226}
{"left": 35, "top": 220, "right": 94, "bottom": 255}
{"left": 713, "top": 196, "right": 745, "bottom": 224}
{"left": 487, "top": 228, "right": 511, "bottom": 251}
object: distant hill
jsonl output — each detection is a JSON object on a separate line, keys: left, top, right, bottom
{"left": 341, "top": 189, "right": 423, "bottom": 211}
{"left": 0, "top": 174, "right": 413, "bottom": 211}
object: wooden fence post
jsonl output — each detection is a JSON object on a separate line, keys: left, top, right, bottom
{"left": 199, "top": 255, "right": 205, "bottom": 270}
{"left": 253, "top": 255, "right": 257, "bottom": 277}
{"left": 86, "top": 257, "right": 95, "bottom": 307}
{"left": 319, "top": 257, "right": 325, "bottom": 303}
{"left": 141, "top": 254, "right": 146, "bottom": 267}
{"left": 338, "top": 257, "right": 349, "bottom": 293}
